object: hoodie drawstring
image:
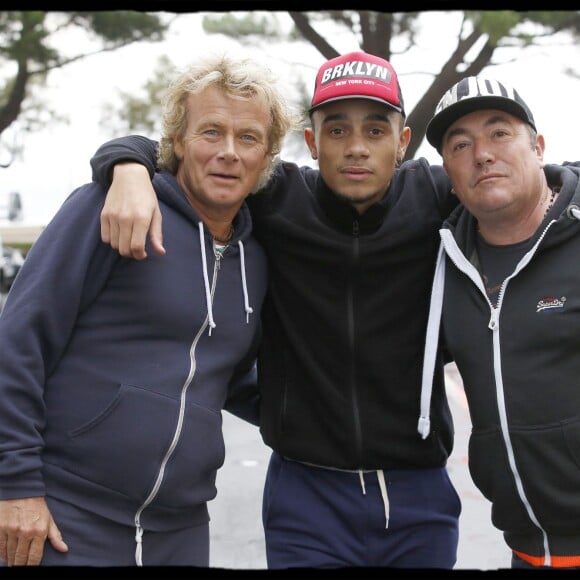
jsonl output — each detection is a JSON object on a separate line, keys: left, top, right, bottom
{"left": 197, "top": 224, "right": 255, "bottom": 336}
{"left": 418, "top": 242, "right": 446, "bottom": 440}
{"left": 237, "top": 240, "right": 254, "bottom": 323}
{"left": 135, "top": 524, "right": 143, "bottom": 566}
{"left": 199, "top": 224, "right": 217, "bottom": 335}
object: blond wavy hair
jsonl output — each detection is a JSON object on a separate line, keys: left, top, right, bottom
{"left": 158, "top": 53, "right": 300, "bottom": 193}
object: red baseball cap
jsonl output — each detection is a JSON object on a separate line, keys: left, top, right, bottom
{"left": 309, "top": 51, "right": 405, "bottom": 117}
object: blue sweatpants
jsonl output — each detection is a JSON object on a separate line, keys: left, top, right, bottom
{"left": 263, "top": 452, "right": 460, "bottom": 569}
{"left": 41, "top": 495, "right": 209, "bottom": 566}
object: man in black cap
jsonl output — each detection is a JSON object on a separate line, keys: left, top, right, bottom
{"left": 88, "top": 51, "right": 461, "bottom": 569}
{"left": 420, "top": 76, "right": 580, "bottom": 569}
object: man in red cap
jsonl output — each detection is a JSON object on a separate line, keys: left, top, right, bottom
{"left": 88, "top": 51, "right": 460, "bottom": 569}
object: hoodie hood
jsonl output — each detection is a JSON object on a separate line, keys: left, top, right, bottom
{"left": 153, "top": 171, "right": 256, "bottom": 334}
{"left": 442, "top": 163, "right": 580, "bottom": 252}
{"left": 154, "top": 171, "right": 254, "bottom": 244}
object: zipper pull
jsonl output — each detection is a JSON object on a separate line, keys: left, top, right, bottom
{"left": 488, "top": 307, "right": 498, "bottom": 330}
{"left": 213, "top": 247, "right": 223, "bottom": 269}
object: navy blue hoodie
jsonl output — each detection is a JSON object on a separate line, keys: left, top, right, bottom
{"left": 0, "top": 172, "right": 267, "bottom": 534}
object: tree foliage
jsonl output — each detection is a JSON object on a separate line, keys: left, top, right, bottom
{"left": 202, "top": 12, "right": 281, "bottom": 40}
{"left": 197, "top": 10, "right": 580, "bottom": 159}
{"left": 0, "top": 11, "right": 168, "bottom": 167}
{"left": 101, "top": 54, "right": 175, "bottom": 138}
{"left": 101, "top": 10, "right": 580, "bottom": 159}
{"left": 255, "top": 10, "right": 580, "bottom": 158}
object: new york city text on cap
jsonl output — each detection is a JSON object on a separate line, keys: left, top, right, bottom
{"left": 309, "top": 51, "right": 405, "bottom": 116}
{"left": 426, "top": 76, "right": 536, "bottom": 152}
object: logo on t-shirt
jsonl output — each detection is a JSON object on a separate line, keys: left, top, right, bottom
{"left": 536, "top": 296, "right": 566, "bottom": 313}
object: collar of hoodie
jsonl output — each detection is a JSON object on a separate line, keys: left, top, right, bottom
{"left": 197, "top": 221, "right": 254, "bottom": 335}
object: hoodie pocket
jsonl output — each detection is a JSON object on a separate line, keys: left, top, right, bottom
{"left": 62, "top": 383, "right": 224, "bottom": 506}
{"left": 508, "top": 415, "right": 580, "bottom": 530}
{"left": 469, "top": 417, "right": 580, "bottom": 532}
{"left": 468, "top": 426, "right": 530, "bottom": 531}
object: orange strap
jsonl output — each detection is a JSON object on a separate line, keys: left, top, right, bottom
{"left": 514, "top": 549, "right": 580, "bottom": 568}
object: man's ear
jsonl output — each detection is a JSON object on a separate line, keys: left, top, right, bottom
{"left": 398, "top": 126, "right": 411, "bottom": 162}
{"left": 535, "top": 133, "right": 546, "bottom": 167}
{"left": 304, "top": 127, "right": 318, "bottom": 160}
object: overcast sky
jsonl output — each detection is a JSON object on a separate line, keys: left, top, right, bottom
{"left": 3, "top": 11, "right": 580, "bottom": 226}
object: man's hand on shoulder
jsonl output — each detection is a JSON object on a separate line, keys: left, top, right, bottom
{"left": 100, "top": 163, "right": 165, "bottom": 260}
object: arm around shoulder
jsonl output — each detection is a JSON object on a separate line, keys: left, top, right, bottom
{"left": 99, "top": 162, "right": 164, "bottom": 260}
{"left": 89, "top": 135, "right": 163, "bottom": 260}
{"left": 90, "top": 135, "right": 159, "bottom": 188}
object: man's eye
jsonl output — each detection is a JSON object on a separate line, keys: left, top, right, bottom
{"left": 452, "top": 142, "right": 468, "bottom": 152}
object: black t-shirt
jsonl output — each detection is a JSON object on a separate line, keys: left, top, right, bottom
{"left": 475, "top": 234, "right": 533, "bottom": 306}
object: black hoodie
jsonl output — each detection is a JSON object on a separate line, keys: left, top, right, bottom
{"left": 91, "top": 137, "right": 459, "bottom": 470}
{"left": 420, "top": 163, "right": 580, "bottom": 563}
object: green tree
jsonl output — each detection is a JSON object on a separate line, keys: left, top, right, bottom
{"left": 0, "top": 11, "right": 168, "bottom": 167}
{"left": 100, "top": 54, "right": 175, "bottom": 138}
{"left": 211, "top": 10, "right": 580, "bottom": 159}
{"left": 116, "top": 10, "right": 580, "bottom": 161}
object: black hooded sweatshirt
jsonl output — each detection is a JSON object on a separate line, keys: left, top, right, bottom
{"left": 91, "top": 136, "right": 458, "bottom": 470}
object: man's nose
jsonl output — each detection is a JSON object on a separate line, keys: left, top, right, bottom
{"left": 345, "top": 132, "right": 370, "bottom": 157}
{"left": 218, "top": 135, "right": 239, "bottom": 161}
{"left": 473, "top": 139, "right": 494, "bottom": 165}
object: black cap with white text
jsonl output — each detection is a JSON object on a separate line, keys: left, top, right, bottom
{"left": 426, "top": 77, "right": 536, "bottom": 153}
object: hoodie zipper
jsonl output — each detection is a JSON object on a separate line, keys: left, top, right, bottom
{"left": 442, "top": 220, "right": 557, "bottom": 565}
{"left": 348, "top": 219, "right": 364, "bottom": 465}
{"left": 133, "top": 246, "right": 220, "bottom": 566}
